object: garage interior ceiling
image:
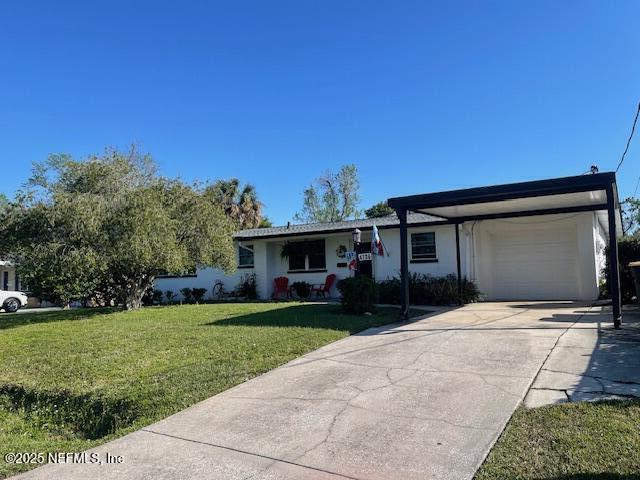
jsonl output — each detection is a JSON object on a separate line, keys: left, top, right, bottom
{"left": 414, "top": 190, "right": 605, "bottom": 218}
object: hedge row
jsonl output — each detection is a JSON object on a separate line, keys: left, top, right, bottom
{"left": 337, "top": 273, "right": 481, "bottom": 314}
{"left": 603, "top": 235, "right": 640, "bottom": 303}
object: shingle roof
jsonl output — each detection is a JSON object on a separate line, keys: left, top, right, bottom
{"left": 234, "top": 212, "right": 445, "bottom": 240}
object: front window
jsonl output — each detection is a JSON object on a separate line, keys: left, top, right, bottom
{"left": 288, "top": 240, "right": 326, "bottom": 271}
{"left": 411, "top": 232, "right": 436, "bottom": 260}
{"left": 238, "top": 244, "right": 254, "bottom": 268}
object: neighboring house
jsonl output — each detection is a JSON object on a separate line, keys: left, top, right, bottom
{"left": 155, "top": 172, "right": 621, "bottom": 303}
{"left": 0, "top": 260, "right": 20, "bottom": 292}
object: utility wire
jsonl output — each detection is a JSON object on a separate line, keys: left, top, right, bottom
{"left": 616, "top": 101, "right": 640, "bottom": 173}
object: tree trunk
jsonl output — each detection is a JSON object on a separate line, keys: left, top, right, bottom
{"left": 123, "top": 276, "right": 154, "bottom": 310}
{"left": 124, "top": 293, "right": 143, "bottom": 310}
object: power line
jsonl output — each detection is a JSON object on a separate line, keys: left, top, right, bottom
{"left": 616, "top": 101, "right": 640, "bottom": 173}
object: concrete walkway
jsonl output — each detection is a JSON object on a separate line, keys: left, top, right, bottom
{"left": 14, "top": 302, "right": 632, "bottom": 480}
{"left": 525, "top": 304, "right": 640, "bottom": 407}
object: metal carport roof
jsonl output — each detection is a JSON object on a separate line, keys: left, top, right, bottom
{"left": 387, "top": 172, "right": 623, "bottom": 327}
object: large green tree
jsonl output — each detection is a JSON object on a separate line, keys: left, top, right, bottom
{"left": 0, "top": 147, "right": 235, "bottom": 309}
{"left": 622, "top": 197, "right": 640, "bottom": 235}
{"left": 294, "top": 164, "right": 361, "bottom": 223}
{"left": 0, "top": 193, "right": 9, "bottom": 215}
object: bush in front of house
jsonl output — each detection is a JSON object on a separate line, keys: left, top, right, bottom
{"left": 142, "top": 288, "right": 164, "bottom": 306}
{"left": 603, "top": 235, "right": 640, "bottom": 303}
{"left": 377, "top": 273, "right": 481, "bottom": 305}
{"left": 180, "top": 288, "right": 194, "bottom": 303}
{"left": 192, "top": 288, "right": 207, "bottom": 303}
{"left": 152, "top": 289, "right": 163, "bottom": 304}
{"left": 165, "top": 290, "right": 176, "bottom": 304}
{"left": 236, "top": 273, "right": 258, "bottom": 300}
{"left": 337, "top": 276, "right": 378, "bottom": 314}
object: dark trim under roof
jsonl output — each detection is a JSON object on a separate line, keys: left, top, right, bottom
{"left": 388, "top": 172, "right": 618, "bottom": 212}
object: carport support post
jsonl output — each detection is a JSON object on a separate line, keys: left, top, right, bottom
{"left": 606, "top": 185, "right": 622, "bottom": 329}
{"left": 398, "top": 208, "right": 410, "bottom": 320}
{"left": 455, "top": 223, "right": 462, "bottom": 305}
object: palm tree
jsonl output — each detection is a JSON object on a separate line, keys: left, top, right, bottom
{"left": 206, "top": 179, "right": 263, "bottom": 229}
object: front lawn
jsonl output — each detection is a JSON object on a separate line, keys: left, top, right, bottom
{"left": 475, "top": 400, "right": 640, "bottom": 480}
{"left": 0, "top": 302, "right": 403, "bottom": 478}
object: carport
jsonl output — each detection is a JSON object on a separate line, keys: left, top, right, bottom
{"left": 388, "top": 172, "right": 623, "bottom": 327}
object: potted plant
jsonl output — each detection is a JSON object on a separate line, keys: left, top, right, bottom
{"left": 280, "top": 242, "right": 293, "bottom": 259}
{"left": 291, "top": 281, "right": 311, "bottom": 299}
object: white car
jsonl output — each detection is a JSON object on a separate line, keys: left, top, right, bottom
{"left": 0, "top": 290, "right": 29, "bottom": 313}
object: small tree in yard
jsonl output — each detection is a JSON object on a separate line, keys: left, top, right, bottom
{"left": 0, "top": 147, "right": 236, "bottom": 310}
{"left": 294, "top": 164, "right": 361, "bottom": 223}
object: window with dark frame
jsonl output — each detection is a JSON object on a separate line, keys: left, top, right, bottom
{"left": 238, "top": 244, "right": 254, "bottom": 267}
{"left": 288, "top": 239, "right": 326, "bottom": 271}
{"left": 411, "top": 232, "right": 436, "bottom": 260}
{"left": 307, "top": 240, "right": 326, "bottom": 269}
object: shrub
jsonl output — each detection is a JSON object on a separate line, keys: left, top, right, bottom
{"left": 142, "top": 288, "right": 164, "bottom": 306}
{"left": 165, "top": 290, "right": 176, "bottom": 303}
{"left": 377, "top": 277, "right": 402, "bottom": 305}
{"left": 603, "top": 235, "right": 640, "bottom": 303}
{"left": 192, "top": 288, "right": 207, "bottom": 303}
{"left": 152, "top": 289, "right": 163, "bottom": 304}
{"left": 337, "top": 276, "right": 378, "bottom": 314}
{"left": 291, "top": 281, "right": 311, "bottom": 299}
{"left": 377, "top": 273, "right": 480, "bottom": 306}
{"left": 236, "top": 273, "right": 258, "bottom": 300}
{"left": 180, "top": 288, "right": 193, "bottom": 303}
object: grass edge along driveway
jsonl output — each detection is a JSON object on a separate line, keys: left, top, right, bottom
{"left": 475, "top": 399, "right": 640, "bottom": 480}
{"left": 0, "top": 302, "right": 406, "bottom": 479}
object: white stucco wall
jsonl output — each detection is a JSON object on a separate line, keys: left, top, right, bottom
{"left": 153, "top": 267, "right": 252, "bottom": 301}
{"left": 154, "top": 213, "right": 603, "bottom": 302}
{"left": 264, "top": 233, "right": 352, "bottom": 297}
{"left": 154, "top": 224, "right": 468, "bottom": 300}
{"left": 373, "top": 224, "right": 469, "bottom": 281}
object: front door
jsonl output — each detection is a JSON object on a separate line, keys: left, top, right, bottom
{"left": 355, "top": 242, "right": 373, "bottom": 278}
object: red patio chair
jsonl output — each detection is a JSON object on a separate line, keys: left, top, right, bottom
{"left": 272, "top": 276, "right": 290, "bottom": 299}
{"left": 311, "top": 274, "right": 336, "bottom": 298}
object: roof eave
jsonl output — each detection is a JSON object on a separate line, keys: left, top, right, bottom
{"left": 387, "top": 172, "right": 617, "bottom": 211}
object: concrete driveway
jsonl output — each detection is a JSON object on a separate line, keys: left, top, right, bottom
{"left": 13, "top": 302, "right": 624, "bottom": 480}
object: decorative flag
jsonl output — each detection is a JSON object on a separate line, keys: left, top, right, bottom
{"left": 371, "top": 224, "right": 384, "bottom": 256}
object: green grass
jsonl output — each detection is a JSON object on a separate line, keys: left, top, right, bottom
{"left": 475, "top": 400, "right": 640, "bottom": 480}
{"left": 0, "top": 302, "right": 405, "bottom": 478}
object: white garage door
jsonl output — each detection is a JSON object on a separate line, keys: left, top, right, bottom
{"left": 490, "top": 224, "right": 579, "bottom": 300}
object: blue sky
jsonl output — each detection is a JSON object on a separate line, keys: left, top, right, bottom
{"left": 1, "top": 1, "right": 638, "bottom": 224}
